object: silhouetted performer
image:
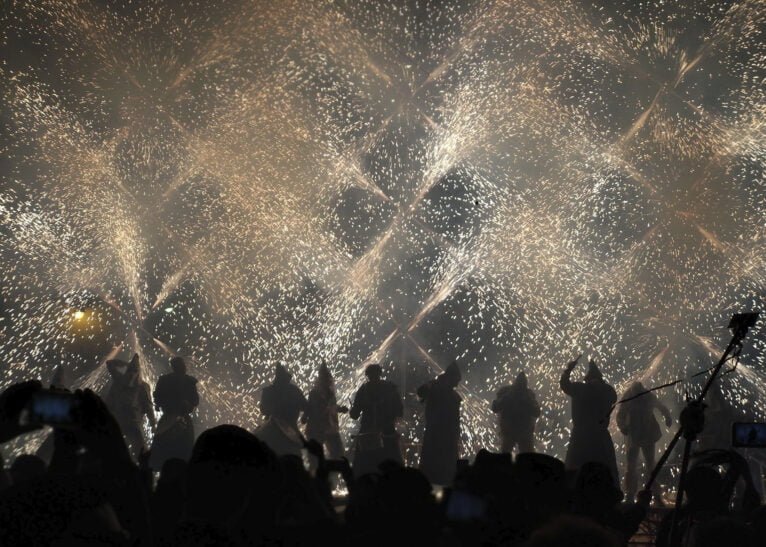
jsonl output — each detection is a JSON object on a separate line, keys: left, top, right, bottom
{"left": 616, "top": 381, "right": 672, "bottom": 503}
{"left": 258, "top": 363, "right": 308, "bottom": 456}
{"left": 417, "top": 362, "right": 462, "bottom": 484}
{"left": 350, "top": 364, "right": 404, "bottom": 476}
{"left": 492, "top": 371, "right": 540, "bottom": 453}
{"left": 105, "top": 353, "right": 155, "bottom": 459}
{"left": 150, "top": 356, "right": 199, "bottom": 470}
{"left": 560, "top": 356, "right": 619, "bottom": 482}
{"left": 303, "top": 362, "right": 347, "bottom": 460}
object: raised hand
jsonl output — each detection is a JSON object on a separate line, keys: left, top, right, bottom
{"left": 565, "top": 354, "right": 582, "bottom": 371}
{"left": 0, "top": 380, "right": 42, "bottom": 443}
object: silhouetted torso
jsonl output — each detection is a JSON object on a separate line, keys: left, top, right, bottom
{"left": 154, "top": 372, "right": 199, "bottom": 417}
{"left": 305, "top": 386, "right": 340, "bottom": 442}
{"left": 350, "top": 378, "right": 403, "bottom": 475}
{"left": 351, "top": 379, "right": 402, "bottom": 435}
{"left": 492, "top": 381, "right": 540, "bottom": 453}
{"left": 151, "top": 371, "right": 199, "bottom": 469}
{"left": 418, "top": 375, "right": 462, "bottom": 484}
{"left": 261, "top": 379, "right": 308, "bottom": 426}
{"left": 106, "top": 373, "right": 152, "bottom": 430}
{"left": 105, "top": 361, "right": 153, "bottom": 458}
{"left": 561, "top": 371, "right": 618, "bottom": 482}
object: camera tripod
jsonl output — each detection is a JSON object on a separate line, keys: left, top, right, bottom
{"left": 640, "top": 312, "right": 759, "bottom": 546}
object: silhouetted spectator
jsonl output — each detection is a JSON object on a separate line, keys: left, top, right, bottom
{"left": 616, "top": 381, "right": 672, "bottom": 503}
{"left": 346, "top": 464, "right": 438, "bottom": 546}
{"left": 655, "top": 465, "right": 728, "bottom": 547}
{"left": 561, "top": 356, "right": 619, "bottom": 482}
{"left": 349, "top": 364, "right": 404, "bottom": 476}
{"left": 571, "top": 461, "right": 647, "bottom": 543}
{"left": 417, "top": 361, "right": 462, "bottom": 484}
{"left": 150, "top": 356, "right": 199, "bottom": 470}
{"left": 526, "top": 515, "right": 622, "bottom": 547}
{"left": 151, "top": 458, "right": 188, "bottom": 544}
{"left": 9, "top": 453, "right": 46, "bottom": 485}
{"left": 183, "top": 425, "right": 276, "bottom": 528}
{"left": 689, "top": 516, "right": 756, "bottom": 547}
{"left": 303, "top": 361, "right": 347, "bottom": 460}
{"left": 492, "top": 371, "right": 540, "bottom": 454}
{"left": 105, "top": 353, "right": 156, "bottom": 459}
{"left": 258, "top": 364, "right": 308, "bottom": 455}
{"left": 0, "top": 475, "right": 131, "bottom": 545}
{"left": 514, "top": 453, "right": 568, "bottom": 535}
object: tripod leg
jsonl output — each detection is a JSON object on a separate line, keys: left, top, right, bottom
{"left": 669, "top": 438, "right": 694, "bottom": 547}
{"left": 644, "top": 427, "right": 682, "bottom": 492}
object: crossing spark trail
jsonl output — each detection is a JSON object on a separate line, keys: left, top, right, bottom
{"left": 1, "top": 0, "right": 765, "bottom": 468}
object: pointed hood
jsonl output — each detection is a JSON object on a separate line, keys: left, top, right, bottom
{"left": 316, "top": 361, "right": 334, "bottom": 389}
{"left": 584, "top": 360, "right": 603, "bottom": 381}
{"left": 274, "top": 363, "right": 292, "bottom": 384}
{"left": 442, "top": 361, "right": 461, "bottom": 386}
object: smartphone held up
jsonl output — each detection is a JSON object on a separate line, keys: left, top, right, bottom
{"left": 19, "top": 390, "right": 81, "bottom": 428}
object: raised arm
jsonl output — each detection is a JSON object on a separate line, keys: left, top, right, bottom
{"left": 559, "top": 355, "right": 581, "bottom": 395}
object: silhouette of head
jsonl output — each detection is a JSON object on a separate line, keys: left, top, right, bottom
{"left": 443, "top": 361, "right": 461, "bottom": 387}
{"left": 274, "top": 363, "right": 292, "bottom": 383}
{"left": 685, "top": 465, "right": 725, "bottom": 509}
{"left": 170, "top": 356, "right": 187, "bottom": 374}
{"left": 317, "top": 361, "right": 333, "bottom": 388}
{"left": 365, "top": 364, "right": 383, "bottom": 381}
{"left": 514, "top": 371, "right": 528, "bottom": 389}
{"left": 574, "top": 462, "right": 623, "bottom": 507}
{"left": 584, "top": 361, "right": 603, "bottom": 382}
{"left": 187, "top": 425, "right": 276, "bottom": 524}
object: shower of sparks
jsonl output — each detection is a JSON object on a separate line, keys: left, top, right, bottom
{"left": 1, "top": 0, "right": 766, "bottom": 473}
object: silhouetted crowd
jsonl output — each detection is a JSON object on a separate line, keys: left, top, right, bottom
{"left": 0, "top": 353, "right": 764, "bottom": 546}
